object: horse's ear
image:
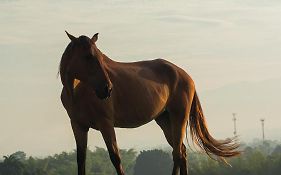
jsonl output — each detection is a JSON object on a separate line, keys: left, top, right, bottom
{"left": 65, "top": 31, "right": 77, "bottom": 41}
{"left": 91, "top": 33, "right": 99, "bottom": 43}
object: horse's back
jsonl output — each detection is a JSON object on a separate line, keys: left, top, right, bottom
{"left": 135, "top": 58, "right": 194, "bottom": 91}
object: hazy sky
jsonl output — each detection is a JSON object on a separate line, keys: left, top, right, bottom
{"left": 1, "top": 0, "right": 281, "bottom": 156}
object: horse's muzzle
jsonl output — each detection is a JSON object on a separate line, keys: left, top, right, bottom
{"left": 95, "top": 84, "right": 112, "bottom": 100}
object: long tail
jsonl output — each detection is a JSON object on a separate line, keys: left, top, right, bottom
{"left": 189, "top": 91, "right": 240, "bottom": 159}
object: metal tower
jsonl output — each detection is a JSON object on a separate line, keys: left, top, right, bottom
{"left": 260, "top": 118, "right": 265, "bottom": 142}
{"left": 232, "top": 113, "right": 237, "bottom": 136}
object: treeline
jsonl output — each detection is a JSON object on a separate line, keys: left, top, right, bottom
{"left": 0, "top": 148, "right": 136, "bottom": 175}
{"left": 188, "top": 140, "right": 281, "bottom": 175}
{"left": 0, "top": 140, "right": 280, "bottom": 175}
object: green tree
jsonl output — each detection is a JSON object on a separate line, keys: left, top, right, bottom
{"left": 134, "top": 149, "right": 172, "bottom": 175}
{"left": 0, "top": 154, "right": 24, "bottom": 175}
{"left": 1, "top": 141, "right": 281, "bottom": 175}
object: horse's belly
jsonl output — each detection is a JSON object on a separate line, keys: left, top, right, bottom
{"left": 114, "top": 108, "right": 165, "bottom": 128}
{"left": 113, "top": 84, "right": 169, "bottom": 128}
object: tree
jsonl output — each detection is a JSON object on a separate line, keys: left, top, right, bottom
{"left": 134, "top": 149, "right": 172, "bottom": 175}
{"left": 0, "top": 154, "right": 24, "bottom": 175}
{"left": 271, "top": 145, "right": 281, "bottom": 155}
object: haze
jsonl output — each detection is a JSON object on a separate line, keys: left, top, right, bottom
{"left": 0, "top": 0, "right": 280, "bottom": 156}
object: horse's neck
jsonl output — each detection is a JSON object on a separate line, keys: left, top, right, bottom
{"left": 101, "top": 52, "right": 119, "bottom": 68}
{"left": 102, "top": 53, "right": 114, "bottom": 63}
{"left": 100, "top": 53, "right": 123, "bottom": 81}
{"left": 96, "top": 48, "right": 114, "bottom": 63}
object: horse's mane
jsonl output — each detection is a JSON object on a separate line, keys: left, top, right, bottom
{"left": 57, "top": 42, "right": 73, "bottom": 78}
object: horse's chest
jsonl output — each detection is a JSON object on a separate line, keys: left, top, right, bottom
{"left": 70, "top": 92, "right": 113, "bottom": 130}
{"left": 68, "top": 105, "right": 95, "bottom": 129}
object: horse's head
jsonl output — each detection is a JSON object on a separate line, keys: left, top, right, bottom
{"left": 60, "top": 31, "right": 112, "bottom": 100}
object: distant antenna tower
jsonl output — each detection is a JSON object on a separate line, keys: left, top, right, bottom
{"left": 260, "top": 118, "right": 265, "bottom": 142}
{"left": 232, "top": 113, "right": 237, "bottom": 136}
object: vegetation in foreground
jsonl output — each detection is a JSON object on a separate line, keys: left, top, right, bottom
{"left": 0, "top": 140, "right": 280, "bottom": 175}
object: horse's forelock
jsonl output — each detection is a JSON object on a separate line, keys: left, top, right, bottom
{"left": 75, "top": 35, "right": 90, "bottom": 46}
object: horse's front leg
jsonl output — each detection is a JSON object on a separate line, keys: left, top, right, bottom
{"left": 100, "top": 122, "right": 125, "bottom": 175}
{"left": 71, "top": 120, "right": 89, "bottom": 175}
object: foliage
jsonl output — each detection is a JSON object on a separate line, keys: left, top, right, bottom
{"left": 134, "top": 149, "right": 172, "bottom": 175}
{"left": 187, "top": 140, "right": 281, "bottom": 175}
{"left": 0, "top": 148, "right": 137, "bottom": 175}
{"left": 0, "top": 140, "right": 281, "bottom": 175}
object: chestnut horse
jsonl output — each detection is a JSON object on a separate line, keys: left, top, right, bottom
{"left": 59, "top": 32, "right": 239, "bottom": 175}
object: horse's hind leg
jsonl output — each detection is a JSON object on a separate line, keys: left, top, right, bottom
{"left": 155, "top": 110, "right": 188, "bottom": 175}
{"left": 167, "top": 90, "right": 193, "bottom": 175}
{"left": 170, "top": 116, "right": 188, "bottom": 175}
{"left": 155, "top": 110, "right": 173, "bottom": 146}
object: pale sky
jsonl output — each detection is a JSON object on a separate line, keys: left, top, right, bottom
{"left": 0, "top": 0, "right": 281, "bottom": 156}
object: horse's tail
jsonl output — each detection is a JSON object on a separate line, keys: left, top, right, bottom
{"left": 189, "top": 91, "right": 240, "bottom": 159}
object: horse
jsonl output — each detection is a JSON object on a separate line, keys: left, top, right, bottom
{"left": 59, "top": 31, "right": 239, "bottom": 175}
